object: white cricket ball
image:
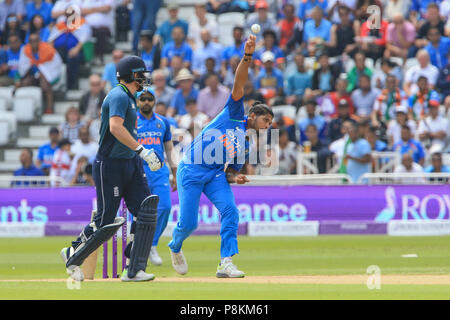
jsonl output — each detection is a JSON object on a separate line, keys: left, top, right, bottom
{"left": 251, "top": 24, "right": 261, "bottom": 34}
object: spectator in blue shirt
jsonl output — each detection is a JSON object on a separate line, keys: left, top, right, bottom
{"left": 254, "top": 51, "right": 284, "bottom": 104}
{"left": 25, "top": 14, "right": 50, "bottom": 44}
{"left": 411, "top": 0, "right": 441, "bottom": 21}
{"left": 298, "top": 0, "right": 328, "bottom": 20}
{"left": 26, "top": 0, "right": 53, "bottom": 26}
{"left": 192, "top": 29, "right": 222, "bottom": 78}
{"left": 299, "top": 99, "right": 327, "bottom": 143}
{"left": 222, "top": 25, "right": 245, "bottom": 71}
{"left": 12, "top": 148, "right": 45, "bottom": 187}
{"left": 286, "top": 52, "right": 312, "bottom": 107}
{"left": 425, "top": 152, "right": 450, "bottom": 183}
{"left": 303, "top": 6, "right": 332, "bottom": 57}
{"left": 392, "top": 125, "right": 426, "bottom": 166}
{"left": 425, "top": 27, "right": 450, "bottom": 69}
{"left": 36, "top": 127, "right": 60, "bottom": 175}
{"left": 2, "top": 33, "right": 21, "bottom": 84}
{"left": 345, "top": 123, "right": 372, "bottom": 183}
{"left": 366, "top": 126, "right": 388, "bottom": 152}
{"left": 101, "top": 49, "right": 123, "bottom": 90}
{"left": 167, "top": 68, "right": 199, "bottom": 117}
{"left": 161, "top": 26, "right": 193, "bottom": 70}
{"left": 139, "top": 30, "right": 160, "bottom": 73}
{"left": 132, "top": 0, "right": 162, "bottom": 52}
{"left": 154, "top": 3, "right": 188, "bottom": 46}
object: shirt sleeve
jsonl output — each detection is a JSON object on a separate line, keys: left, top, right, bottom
{"left": 108, "top": 92, "right": 129, "bottom": 119}
{"left": 226, "top": 94, "right": 245, "bottom": 120}
{"left": 162, "top": 117, "right": 172, "bottom": 142}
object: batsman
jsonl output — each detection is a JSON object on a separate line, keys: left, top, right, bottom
{"left": 60, "top": 56, "right": 163, "bottom": 282}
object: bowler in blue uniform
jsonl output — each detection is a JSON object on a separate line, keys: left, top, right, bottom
{"left": 136, "top": 88, "right": 177, "bottom": 266}
{"left": 168, "top": 35, "right": 274, "bottom": 278}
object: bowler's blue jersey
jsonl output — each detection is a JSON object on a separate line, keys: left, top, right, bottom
{"left": 183, "top": 94, "right": 250, "bottom": 172}
{"left": 137, "top": 111, "right": 172, "bottom": 181}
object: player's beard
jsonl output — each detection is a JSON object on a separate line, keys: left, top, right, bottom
{"left": 140, "top": 103, "right": 154, "bottom": 115}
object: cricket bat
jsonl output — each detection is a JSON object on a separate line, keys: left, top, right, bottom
{"left": 81, "top": 210, "right": 98, "bottom": 280}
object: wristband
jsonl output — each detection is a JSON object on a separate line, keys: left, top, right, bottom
{"left": 135, "top": 144, "right": 144, "bottom": 155}
{"left": 244, "top": 53, "right": 253, "bottom": 56}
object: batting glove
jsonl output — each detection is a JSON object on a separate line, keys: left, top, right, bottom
{"left": 136, "top": 145, "right": 162, "bottom": 171}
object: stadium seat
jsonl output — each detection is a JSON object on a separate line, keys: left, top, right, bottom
{"left": 389, "top": 57, "right": 404, "bottom": 68}
{"left": 0, "top": 120, "right": 9, "bottom": 146}
{"left": 217, "top": 13, "right": 246, "bottom": 46}
{"left": 246, "top": 12, "right": 275, "bottom": 22}
{"left": 404, "top": 58, "right": 418, "bottom": 72}
{"left": 0, "top": 87, "right": 13, "bottom": 110}
{"left": 2, "top": 112, "right": 17, "bottom": 142}
{"left": 13, "top": 97, "right": 37, "bottom": 123}
{"left": 272, "top": 105, "right": 297, "bottom": 120}
{"left": 0, "top": 99, "right": 9, "bottom": 112}
{"left": 15, "top": 87, "right": 43, "bottom": 112}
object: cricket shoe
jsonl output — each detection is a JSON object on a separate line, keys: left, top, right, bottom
{"left": 149, "top": 246, "right": 163, "bottom": 266}
{"left": 170, "top": 249, "right": 188, "bottom": 275}
{"left": 60, "top": 247, "right": 84, "bottom": 282}
{"left": 216, "top": 260, "right": 245, "bottom": 278}
{"left": 121, "top": 268, "right": 155, "bottom": 282}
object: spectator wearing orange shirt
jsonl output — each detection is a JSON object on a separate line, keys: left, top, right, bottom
{"left": 276, "top": 3, "right": 301, "bottom": 52}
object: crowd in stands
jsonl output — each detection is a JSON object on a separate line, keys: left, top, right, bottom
{"left": 6, "top": 0, "right": 450, "bottom": 185}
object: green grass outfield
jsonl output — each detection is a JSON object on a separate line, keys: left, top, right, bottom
{"left": 1, "top": 235, "right": 450, "bottom": 299}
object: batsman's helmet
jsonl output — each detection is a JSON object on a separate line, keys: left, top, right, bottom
{"left": 116, "top": 55, "right": 151, "bottom": 88}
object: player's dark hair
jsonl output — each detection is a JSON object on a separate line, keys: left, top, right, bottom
{"left": 185, "top": 98, "right": 197, "bottom": 106}
{"left": 401, "top": 125, "right": 411, "bottom": 131}
{"left": 248, "top": 101, "right": 274, "bottom": 118}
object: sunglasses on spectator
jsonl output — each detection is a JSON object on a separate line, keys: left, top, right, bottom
{"left": 140, "top": 97, "right": 154, "bottom": 102}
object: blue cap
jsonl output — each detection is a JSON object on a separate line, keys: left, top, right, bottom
{"left": 136, "top": 87, "right": 155, "bottom": 99}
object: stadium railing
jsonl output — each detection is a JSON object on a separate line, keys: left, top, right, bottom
{"left": 0, "top": 176, "right": 67, "bottom": 188}
{"left": 246, "top": 174, "right": 352, "bottom": 185}
{"left": 358, "top": 173, "right": 450, "bottom": 185}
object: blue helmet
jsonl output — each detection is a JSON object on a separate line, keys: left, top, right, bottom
{"left": 136, "top": 87, "right": 155, "bottom": 99}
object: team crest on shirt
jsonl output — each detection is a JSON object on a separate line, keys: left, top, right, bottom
{"left": 156, "top": 123, "right": 162, "bottom": 129}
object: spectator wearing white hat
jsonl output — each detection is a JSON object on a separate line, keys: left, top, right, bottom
{"left": 386, "top": 104, "right": 417, "bottom": 148}
{"left": 253, "top": 51, "right": 284, "bottom": 105}
{"left": 167, "top": 68, "right": 199, "bottom": 117}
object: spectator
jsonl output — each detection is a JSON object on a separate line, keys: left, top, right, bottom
{"left": 243, "top": 79, "right": 265, "bottom": 111}
{"left": 167, "top": 68, "right": 198, "bottom": 117}
{"left": 254, "top": 29, "right": 285, "bottom": 69}
{"left": 102, "top": 49, "right": 124, "bottom": 90}
{"left": 403, "top": 49, "right": 439, "bottom": 97}
{"left": 50, "top": 138, "right": 72, "bottom": 186}
{"left": 417, "top": 103, "right": 449, "bottom": 153}
{"left": 197, "top": 73, "right": 230, "bottom": 119}
{"left": 351, "top": 74, "right": 379, "bottom": 118}
{"left": 345, "top": 123, "right": 372, "bottom": 183}
{"left": 154, "top": 101, "right": 178, "bottom": 129}
{"left": 254, "top": 51, "right": 284, "bottom": 105}
{"left": 276, "top": 128, "right": 298, "bottom": 175}
{"left": 69, "top": 126, "right": 98, "bottom": 178}
{"left": 372, "top": 74, "right": 408, "bottom": 127}
{"left": 139, "top": 30, "right": 160, "bottom": 73}
{"left": 0, "top": 33, "right": 21, "bottom": 86}
{"left": 366, "top": 126, "right": 388, "bottom": 152}
{"left": 371, "top": 58, "right": 403, "bottom": 90}
{"left": 51, "top": 0, "right": 78, "bottom": 22}
{"left": 26, "top": 0, "right": 53, "bottom": 26}
{"left": 89, "top": 109, "right": 101, "bottom": 143}
{"left": 0, "top": 0, "right": 25, "bottom": 31}
{"left": 320, "top": 78, "right": 354, "bottom": 119}
{"left": 0, "top": 14, "right": 26, "bottom": 45}
{"left": 286, "top": 52, "right": 312, "bottom": 107}
{"left": 12, "top": 148, "right": 44, "bottom": 186}
{"left": 346, "top": 51, "right": 373, "bottom": 92}
{"left": 354, "top": 0, "right": 382, "bottom": 21}
{"left": 25, "top": 14, "right": 50, "bottom": 44}
{"left": 411, "top": 1, "right": 443, "bottom": 30}
{"left": 386, "top": 105, "right": 417, "bottom": 147}
{"left": 393, "top": 153, "right": 425, "bottom": 184}
{"left": 329, "top": 119, "right": 353, "bottom": 172}
{"left": 384, "top": 13, "right": 416, "bottom": 60}
{"left": 151, "top": 69, "right": 175, "bottom": 107}
{"left": 298, "top": 0, "right": 328, "bottom": 20}
{"left": 161, "top": 26, "right": 193, "bottom": 69}
{"left": 132, "top": 0, "right": 162, "bottom": 52}
{"left": 166, "top": 55, "right": 184, "bottom": 88}
{"left": 178, "top": 98, "right": 209, "bottom": 133}
{"left": 326, "top": 5, "right": 358, "bottom": 57}
{"left": 303, "top": 6, "right": 332, "bottom": 57}
{"left": 199, "top": 57, "right": 223, "bottom": 89}
{"left": 79, "top": 74, "right": 106, "bottom": 123}
{"left": 409, "top": 76, "right": 442, "bottom": 120}
{"left": 245, "top": 0, "right": 276, "bottom": 42}
{"left": 192, "top": 29, "right": 223, "bottom": 77}
{"left": 49, "top": 5, "right": 92, "bottom": 90}
{"left": 327, "top": 99, "right": 358, "bottom": 142}
{"left": 383, "top": 0, "right": 411, "bottom": 22}
{"left": 221, "top": 25, "right": 245, "bottom": 71}
{"left": 424, "top": 26, "right": 450, "bottom": 69}
{"left": 303, "top": 123, "right": 332, "bottom": 173}
{"left": 223, "top": 55, "right": 241, "bottom": 89}
{"left": 17, "top": 32, "right": 62, "bottom": 114}
{"left": 276, "top": 3, "right": 301, "bottom": 52}
{"left": 60, "top": 106, "right": 86, "bottom": 143}
{"left": 154, "top": 3, "right": 188, "bottom": 46}
{"left": 412, "top": 3, "right": 446, "bottom": 57}
{"left": 392, "top": 125, "right": 425, "bottom": 166}
{"left": 355, "top": 12, "right": 388, "bottom": 62}
{"left": 70, "top": 156, "right": 94, "bottom": 186}
{"left": 436, "top": 51, "right": 450, "bottom": 100}
{"left": 81, "top": 0, "right": 114, "bottom": 64}
{"left": 311, "top": 51, "right": 341, "bottom": 97}
{"left": 207, "top": 0, "right": 250, "bottom": 14}
{"left": 424, "top": 152, "right": 450, "bottom": 183}
{"left": 298, "top": 99, "right": 327, "bottom": 144}
{"left": 441, "top": 0, "right": 450, "bottom": 18}
{"left": 36, "top": 127, "right": 60, "bottom": 175}
{"left": 187, "top": 3, "right": 219, "bottom": 51}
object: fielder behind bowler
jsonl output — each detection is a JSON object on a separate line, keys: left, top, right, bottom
{"left": 60, "top": 56, "right": 163, "bottom": 282}
{"left": 134, "top": 87, "right": 177, "bottom": 266}
{"left": 168, "top": 35, "right": 274, "bottom": 278}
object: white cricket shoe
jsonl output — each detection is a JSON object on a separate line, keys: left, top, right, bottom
{"left": 149, "top": 246, "right": 163, "bottom": 266}
{"left": 61, "top": 247, "right": 84, "bottom": 282}
{"left": 170, "top": 249, "right": 188, "bottom": 275}
{"left": 121, "top": 269, "right": 155, "bottom": 282}
{"left": 216, "top": 260, "right": 245, "bottom": 278}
